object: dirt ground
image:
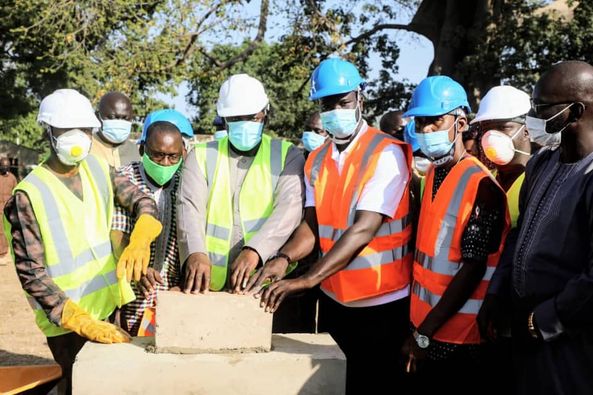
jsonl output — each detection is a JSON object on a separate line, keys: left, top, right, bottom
{"left": 0, "top": 254, "right": 55, "bottom": 366}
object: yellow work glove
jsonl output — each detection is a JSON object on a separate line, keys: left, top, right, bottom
{"left": 116, "top": 214, "right": 163, "bottom": 282}
{"left": 60, "top": 299, "right": 131, "bottom": 344}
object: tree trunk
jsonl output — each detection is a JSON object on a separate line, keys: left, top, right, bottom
{"left": 409, "top": 0, "right": 504, "bottom": 108}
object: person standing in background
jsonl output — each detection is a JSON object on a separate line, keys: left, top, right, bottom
{"left": 380, "top": 110, "right": 407, "bottom": 141}
{"left": 91, "top": 91, "right": 140, "bottom": 168}
{"left": 301, "top": 111, "right": 328, "bottom": 156}
{"left": 0, "top": 157, "right": 17, "bottom": 257}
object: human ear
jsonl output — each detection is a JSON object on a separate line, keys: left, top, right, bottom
{"left": 570, "top": 102, "right": 585, "bottom": 122}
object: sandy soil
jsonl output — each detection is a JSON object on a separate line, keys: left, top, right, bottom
{"left": 0, "top": 254, "right": 55, "bottom": 366}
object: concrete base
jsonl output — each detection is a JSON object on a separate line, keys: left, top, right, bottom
{"left": 73, "top": 334, "right": 346, "bottom": 395}
{"left": 156, "top": 291, "right": 273, "bottom": 353}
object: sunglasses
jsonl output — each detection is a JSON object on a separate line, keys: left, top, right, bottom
{"left": 530, "top": 100, "right": 575, "bottom": 115}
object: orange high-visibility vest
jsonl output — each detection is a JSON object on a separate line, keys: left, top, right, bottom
{"left": 305, "top": 126, "right": 414, "bottom": 303}
{"left": 410, "top": 156, "right": 510, "bottom": 344}
{"left": 138, "top": 307, "right": 156, "bottom": 337}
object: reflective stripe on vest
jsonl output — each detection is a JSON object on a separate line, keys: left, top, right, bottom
{"left": 318, "top": 213, "right": 412, "bottom": 241}
{"left": 306, "top": 127, "right": 413, "bottom": 303}
{"left": 197, "top": 135, "right": 291, "bottom": 290}
{"left": 415, "top": 166, "right": 481, "bottom": 279}
{"left": 415, "top": 250, "right": 497, "bottom": 281}
{"left": 412, "top": 282, "right": 482, "bottom": 315}
{"left": 12, "top": 155, "right": 134, "bottom": 337}
{"left": 411, "top": 157, "right": 510, "bottom": 344}
{"left": 26, "top": 270, "right": 120, "bottom": 310}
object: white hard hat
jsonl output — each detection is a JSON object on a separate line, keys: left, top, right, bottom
{"left": 216, "top": 74, "right": 269, "bottom": 117}
{"left": 37, "top": 89, "right": 101, "bottom": 129}
{"left": 471, "top": 85, "right": 531, "bottom": 124}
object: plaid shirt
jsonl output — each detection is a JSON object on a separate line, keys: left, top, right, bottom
{"left": 4, "top": 162, "right": 157, "bottom": 326}
{"left": 113, "top": 162, "right": 181, "bottom": 335}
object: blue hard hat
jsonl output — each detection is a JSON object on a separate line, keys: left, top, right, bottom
{"left": 213, "top": 116, "right": 224, "bottom": 127}
{"left": 309, "top": 58, "right": 364, "bottom": 101}
{"left": 403, "top": 120, "right": 419, "bottom": 152}
{"left": 140, "top": 109, "right": 193, "bottom": 143}
{"left": 404, "top": 76, "right": 471, "bottom": 117}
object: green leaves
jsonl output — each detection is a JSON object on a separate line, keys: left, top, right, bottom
{"left": 2, "top": 0, "right": 588, "bottom": 149}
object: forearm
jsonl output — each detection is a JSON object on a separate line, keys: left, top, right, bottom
{"left": 417, "top": 260, "right": 486, "bottom": 337}
{"left": 111, "top": 168, "right": 157, "bottom": 219}
{"left": 176, "top": 150, "right": 208, "bottom": 264}
{"left": 18, "top": 266, "right": 68, "bottom": 325}
{"left": 277, "top": 220, "right": 316, "bottom": 263}
{"left": 5, "top": 193, "right": 68, "bottom": 325}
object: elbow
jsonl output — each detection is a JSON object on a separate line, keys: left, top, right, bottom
{"left": 348, "top": 225, "right": 377, "bottom": 246}
{"left": 302, "top": 231, "right": 316, "bottom": 254}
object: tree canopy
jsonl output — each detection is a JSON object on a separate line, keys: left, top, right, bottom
{"left": 0, "top": 0, "right": 590, "bottom": 147}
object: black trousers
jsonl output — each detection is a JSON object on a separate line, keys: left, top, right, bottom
{"left": 318, "top": 292, "right": 411, "bottom": 395}
{"left": 272, "top": 286, "right": 319, "bottom": 333}
{"left": 410, "top": 342, "right": 493, "bottom": 395}
{"left": 47, "top": 332, "right": 88, "bottom": 395}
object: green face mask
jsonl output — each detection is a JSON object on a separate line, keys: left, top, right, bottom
{"left": 142, "top": 154, "right": 182, "bottom": 186}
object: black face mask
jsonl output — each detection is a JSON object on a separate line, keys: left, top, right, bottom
{"left": 0, "top": 167, "right": 9, "bottom": 175}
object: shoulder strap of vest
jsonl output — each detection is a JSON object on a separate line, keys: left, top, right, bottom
{"left": 84, "top": 154, "right": 112, "bottom": 202}
{"left": 444, "top": 158, "right": 486, "bottom": 219}
{"left": 346, "top": 128, "right": 410, "bottom": 224}
{"left": 350, "top": 127, "right": 407, "bottom": 188}
{"left": 306, "top": 140, "right": 332, "bottom": 186}
{"left": 200, "top": 135, "right": 288, "bottom": 192}
{"left": 269, "top": 137, "right": 286, "bottom": 193}
{"left": 204, "top": 139, "right": 220, "bottom": 186}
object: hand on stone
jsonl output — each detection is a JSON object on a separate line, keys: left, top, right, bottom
{"left": 138, "top": 268, "right": 164, "bottom": 299}
{"left": 229, "top": 248, "right": 260, "bottom": 294}
{"left": 257, "top": 277, "right": 312, "bottom": 313}
{"left": 183, "top": 253, "right": 211, "bottom": 294}
{"left": 244, "top": 257, "right": 289, "bottom": 295}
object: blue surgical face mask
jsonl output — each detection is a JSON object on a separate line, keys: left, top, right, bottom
{"left": 416, "top": 120, "right": 458, "bottom": 160}
{"left": 101, "top": 119, "right": 132, "bottom": 144}
{"left": 227, "top": 121, "right": 264, "bottom": 151}
{"left": 213, "top": 130, "right": 228, "bottom": 141}
{"left": 320, "top": 108, "right": 359, "bottom": 139}
{"left": 302, "top": 131, "right": 327, "bottom": 152}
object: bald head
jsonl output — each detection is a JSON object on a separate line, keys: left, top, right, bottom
{"left": 98, "top": 91, "right": 133, "bottom": 121}
{"left": 0, "top": 158, "right": 10, "bottom": 175}
{"left": 380, "top": 110, "right": 405, "bottom": 139}
{"left": 532, "top": 61, "right": 593, "bottom": 154}
{"left": 535, "top": 61, "right": 593, "bottom": 104}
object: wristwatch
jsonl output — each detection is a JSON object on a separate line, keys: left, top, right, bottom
{"left": 413, "top": 330, "right": 430, "bottom": 349}
{"left": 527, "top": 312, "right": 539, "bottom": 339}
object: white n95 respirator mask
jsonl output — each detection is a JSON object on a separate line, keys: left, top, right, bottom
{"left": 51, "top": 129, "right": 92, "bottom": 166}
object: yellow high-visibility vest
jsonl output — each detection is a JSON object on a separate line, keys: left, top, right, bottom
{"left": 506, "top": 172, "right": 525, "bottom": 228}
{"left": 195, "top": 135, "right": 291, "bottom": 291}
{"left": 6, "top": 155, "right": 134, "bottom": 337}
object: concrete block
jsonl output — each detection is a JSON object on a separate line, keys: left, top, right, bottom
{"left": 156, "top": 291, "right": 273, "bottom": 353}
{"left": 73, "top": 334, "right": 346, "bottom": 395}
